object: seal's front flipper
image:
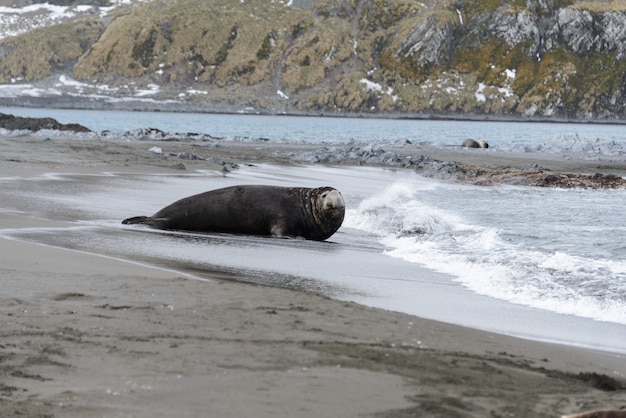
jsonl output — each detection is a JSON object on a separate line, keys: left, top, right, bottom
{"left": 122, "top": 216, "right": 150, "bottom": 225}
{"left": 122, "top": 216, "right": 169, "bottom": 229}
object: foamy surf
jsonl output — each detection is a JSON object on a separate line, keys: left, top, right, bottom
{"left": 345, "top": 182, "right": 626, "bottom": 326}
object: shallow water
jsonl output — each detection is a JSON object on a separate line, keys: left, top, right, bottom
{"left": 2, "top": 106, "right": 626, "bottom": 156}
{"left": 1, "top": 164, "right": 626, "bottom": 353}
{"left": 347, "top": 181, "right": 626, "bottom": 325}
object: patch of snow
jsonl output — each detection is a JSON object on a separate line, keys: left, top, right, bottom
{"left": 360, "top": 78, "right": 382, "bottom": 93}
{"left": 0, "top": 75, "right": 182, "bottom": 105}
{"left": 0, "top": 0, "right": 151, "bottom": 39}
{"left": 277, "top": 90, "right": 289, "bottom": 100}
{"left": 361, "top": 79, "right": 399, "bottom": 104}
{"left": 324, "top": 46, "right": 336, "bottom": 63}
{"left": 475, "top": 83, "right": 486, "bottom": 102}
{"left": 57, "top": 75, "right": 88, "bottom": 88}
{"left": 96, "top": 84, "right": 120, "bottom": 92}
{"left": 386, "top": 87, "right": 398, "bottom": 103}
{"left": 134, "top": 84, "right": 159, "bottom": 97}
{"left": 498, "top": 86, "right": 513, "bottom": 97}
{"left": 0, "top": 83, "right": 51, "bottom": 97}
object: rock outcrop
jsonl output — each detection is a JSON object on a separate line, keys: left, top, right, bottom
{"left": 0, "top": 113, "right": 91, "bottom": 132}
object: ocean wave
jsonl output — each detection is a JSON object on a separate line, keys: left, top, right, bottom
{"left": 345, "top": 183, "right": 626, "bottom": 325}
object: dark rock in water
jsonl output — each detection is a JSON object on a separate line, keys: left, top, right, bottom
{"left": 461, "top": 139, "right": 489, "bottom": 148}
{"left": 59, "top": 123, "right": 91, "bottom": 133}
{"left": 461, "top": 138, "right": 481, "bottom": 148}
{"left": 0, "top": 113, "right": 91, "bottom": 133}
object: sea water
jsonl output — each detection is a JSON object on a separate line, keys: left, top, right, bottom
{"left": 346, "top": 181, "right": 626, "bottom": 325}
{"left": 2, "top": 105, "right": 626, "bottom": 155}
{"left": 1, "top": 107, "right": 625, "bottom": 351}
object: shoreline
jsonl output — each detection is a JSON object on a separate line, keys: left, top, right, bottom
{"left": 4, "top": 98, "right": 626, "bottom": 127}
{"left": 2, "top": 212, "right": 626, "bottom": 417}
{"left": 1, "top": 133, "right": 626, "bottom": 417}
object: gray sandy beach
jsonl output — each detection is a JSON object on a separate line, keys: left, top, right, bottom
{"left": 1, "top": 133, "right": 625, "bottom": 417}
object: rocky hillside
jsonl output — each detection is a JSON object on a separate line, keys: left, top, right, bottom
{"left": 2, "top": 0, "right": 626, "bottom": 119}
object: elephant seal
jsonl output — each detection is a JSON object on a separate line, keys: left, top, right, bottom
{"left": 122, "top": 185, "right": 345, "bottom": 241}
{"left": 461, "top": 138, "right": 489, "bottom": 148}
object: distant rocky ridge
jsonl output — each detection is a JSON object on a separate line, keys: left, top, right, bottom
{"left": 2, "top": 0, "right": 626, "bottom": 119}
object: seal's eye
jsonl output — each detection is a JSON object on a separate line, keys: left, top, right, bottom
{"left": 321, "top": 192, "right": 328, "bottom": 198}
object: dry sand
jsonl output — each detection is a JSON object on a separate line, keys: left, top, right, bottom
{"left": 1, "top": 134, "right": 625, "bottom": 417}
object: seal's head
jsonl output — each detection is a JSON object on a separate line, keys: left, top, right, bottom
{"left": 307, "top": 187, "right": 345, "bottom": 240}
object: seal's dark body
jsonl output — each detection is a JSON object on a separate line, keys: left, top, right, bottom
{"left": 122, "top": 185, "right": 345, "bottom": 241}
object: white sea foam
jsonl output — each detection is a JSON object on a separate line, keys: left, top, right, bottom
{"left": 345, "top": 182, "right": 626, "bottom": 325}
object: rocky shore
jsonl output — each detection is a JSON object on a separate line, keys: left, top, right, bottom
{"left": 277, "top": 144, "right": 626, "bottom": 189}
{"left": 3, "top": 112, "right": 624, "bottom": 189}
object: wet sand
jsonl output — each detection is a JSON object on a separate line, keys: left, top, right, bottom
{"left": 1, "top": 134, "right": 625, "bottom": 417}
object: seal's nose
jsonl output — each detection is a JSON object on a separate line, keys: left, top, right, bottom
{"left": 323, "top": 190, "right": 345, "bottom": 210}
